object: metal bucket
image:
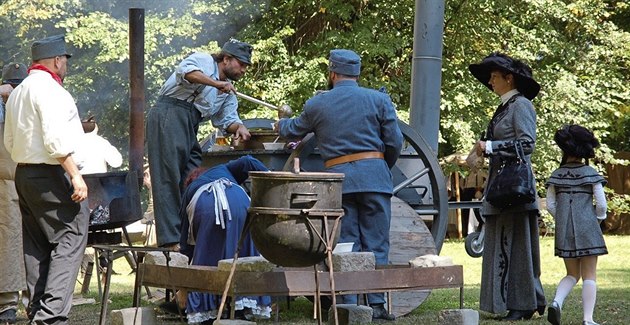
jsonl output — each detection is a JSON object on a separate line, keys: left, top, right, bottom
{"left": 248, "top": 207, "right": 344, "bottom": 267}
{"left": 249, "top": 171, "right": 344, "bottom": 210}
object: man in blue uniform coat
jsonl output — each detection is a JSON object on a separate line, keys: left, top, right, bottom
{"left": 276, "top": 49, "right": 403, "bottom": 321}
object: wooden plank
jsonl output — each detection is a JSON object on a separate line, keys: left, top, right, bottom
{"left": 138, "top": 264, "right": 462, "bottom": 297}
{"left": 388, "top": 197, "right": 438, "bottom": 316}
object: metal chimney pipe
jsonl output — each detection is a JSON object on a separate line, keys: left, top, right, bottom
{"left": 408, "top": 0, "right": 445, "bottom": 153}
{"left": 129, "top": 8, "right": 145, "bottom": 175}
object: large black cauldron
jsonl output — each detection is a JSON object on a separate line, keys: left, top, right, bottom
{"left": 248, "top": 171, "right": 344, "bottom": 267}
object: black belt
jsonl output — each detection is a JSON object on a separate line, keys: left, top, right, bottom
{"left": 17, "top": 163, "right": 54, "bottom": 167}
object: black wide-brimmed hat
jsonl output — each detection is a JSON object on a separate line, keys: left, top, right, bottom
{"left": 469, "top": 52, "right": 540, "bottom": 100}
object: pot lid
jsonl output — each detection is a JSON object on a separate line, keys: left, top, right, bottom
{"left": 248, "top": 206, "right": 345, "bottom": 216}
{"left": 249, "top": 171, "right": 344, "bottom": 180}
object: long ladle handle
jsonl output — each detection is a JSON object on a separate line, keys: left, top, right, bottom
{"left": 234, "top": 91, "right": 278, "bottom": 110}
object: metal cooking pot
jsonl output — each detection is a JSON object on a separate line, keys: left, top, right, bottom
{"left": 248, "top": 207, "right": 344, "bottom": 267}
{"left": 247, "top": 170, "right": 345, "bottom": 267}
{"left": 249, "top": 171, "right": 344, "bottom": 210}
{"left": 233, "top": 130, "right": 285, "bottom": 150}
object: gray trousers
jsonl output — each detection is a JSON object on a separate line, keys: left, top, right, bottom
{"left": 15, "top": 164, "right": 88, "bottom": 324}
{"left": 146, "top": 96, "right": 203, "bottom": 246}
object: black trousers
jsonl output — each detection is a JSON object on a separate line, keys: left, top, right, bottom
{"left": 15, "top": 164, "right": 88, "bottom": 324}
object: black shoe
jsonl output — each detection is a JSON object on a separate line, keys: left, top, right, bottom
{"left": 501, "top": 309, "right": 534, "bottom": 321}
{"left": 371, "top": 304, "right": 395, "bottom": 321}
{"left": 0, "top": 309, "right": 16, "bottom": 324}
{"left": 547, "top": 301, "right": 561, "bottom": 325}
{"left": 537, "top": 304, "right": 546, "bottom": 316}
{"left": 158, "top": 300, "right": 185, "bottom": 315}
{"left": 233, "top": 309, "right": 246, "bottom": 320}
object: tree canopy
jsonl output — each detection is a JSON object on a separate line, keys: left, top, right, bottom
{"left": 1, "top": 0, "right": 629, "bottom": 196}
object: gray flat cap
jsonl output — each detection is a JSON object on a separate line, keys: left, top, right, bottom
{"left": 31, "top": 34, "right": 72, "bottom": 61}
{"left": 222, "top": 39, "right": 253, "bottom": 65}
{"left": 2, "top": 63, "right": 28, "bottom": 85}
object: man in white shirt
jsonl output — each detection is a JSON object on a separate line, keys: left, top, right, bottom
{"left": 4, "top": 34, "right": 88, "bottom": 325}
{"left": 80, "top": 116, "right": 122, "bottom": 174}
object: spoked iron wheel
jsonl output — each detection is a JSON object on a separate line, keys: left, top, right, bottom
{"left": 244, "top": 118, "right": 449, "bottom": 317}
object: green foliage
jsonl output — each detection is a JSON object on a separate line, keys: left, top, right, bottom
{"left": 606, "top": 188, "right": 630, "bottom": 217}
{"left": 64, "top": 236, "right": 630, "bottom": 324}
{"left": 439, "top": 0, "right": 630, "bottom": 204}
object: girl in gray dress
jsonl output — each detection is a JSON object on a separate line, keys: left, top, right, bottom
{"left": 546, "top": 125, "right": 607, "bottom": 325}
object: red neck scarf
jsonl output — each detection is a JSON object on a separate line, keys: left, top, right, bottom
{"left": 28, "top": 64, "right": 63, "bottom": 85}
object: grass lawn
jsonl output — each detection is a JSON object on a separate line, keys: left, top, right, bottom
{"left": 411, "top": 234, "right": 630, "bottom": 325}
{"left": 14, "top": 235, "right": 629, "bottom": 324}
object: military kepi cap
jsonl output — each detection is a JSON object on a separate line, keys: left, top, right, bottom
{"left": 222, "top": 39, "right": 253, "bottom": 65}
{"left": 31, "top": 34, "right": 72, "bottom": 61}
{"left": 2, "top": 63, "right": 28, "bottom": 85}
{"left": 329, "top": 49, "right": 361, "bottom": 76}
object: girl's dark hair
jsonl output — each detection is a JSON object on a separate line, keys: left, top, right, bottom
{"left": 183, "top": 167, "right": 209, "bottom": 188}
{"left": 554, "top": 124, "right": 599, "bottom": 165}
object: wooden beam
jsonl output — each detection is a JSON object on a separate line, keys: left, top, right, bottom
{"left": 138, "top": 264, "right": 463, "bottom": 297}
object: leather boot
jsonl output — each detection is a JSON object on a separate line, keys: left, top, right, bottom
{"left": 371, "top": 304, "right": 395, "bottom": 321}
{"left": 0, "top": 309, "right": 16, "bottom": 324}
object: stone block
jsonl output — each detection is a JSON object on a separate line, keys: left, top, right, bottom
{"left": 328, "top": 304, "right": 372, "bottom": 325}
{"left": 110, "top": 307, "right": 156, "bottom": 325}
{"left": 437, "top": 309, "right": 479, "bottom": 325}
{"left": 143, "top": 251, "right": 189, "bottom": 267}
{"left": 71, "top": 296, "right": 95, "bottom": 306}
{"left": 331, "top": 252, "right": 375, "bottom": 272}
{"left": 212, "top": 320, "right": 257, "bottom": 325}
{"left": 218, "top": 256, "right": 275, "bottom": 272}
{"left": 409, "top": 254, "right": 453, "bottom": 268}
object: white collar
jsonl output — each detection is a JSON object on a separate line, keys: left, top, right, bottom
{"left": 500, "top": 89, "right": 520, "bottom": 105}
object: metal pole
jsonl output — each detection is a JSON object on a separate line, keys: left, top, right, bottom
{"left": 234, "top": 91, "right": 293, "bottom": 116}
{"left": 235, "top": 91, "right": 278, "bottom": 110}
{"left": 408, "top": 0, "right": 445, "bottom": 153}
{"left": 129, "top": 8, "right": 145, "bottom": 177}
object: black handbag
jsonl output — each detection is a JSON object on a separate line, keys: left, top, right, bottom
{"left": 485, "top": 141, "right": 536, "bottom": 208}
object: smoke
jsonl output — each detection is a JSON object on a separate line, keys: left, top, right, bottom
{"left": 63, "top": 0, "right": 269, "bottom": 163}
{"left": 0, "top": 0, "right": 271, "bottom": 164}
